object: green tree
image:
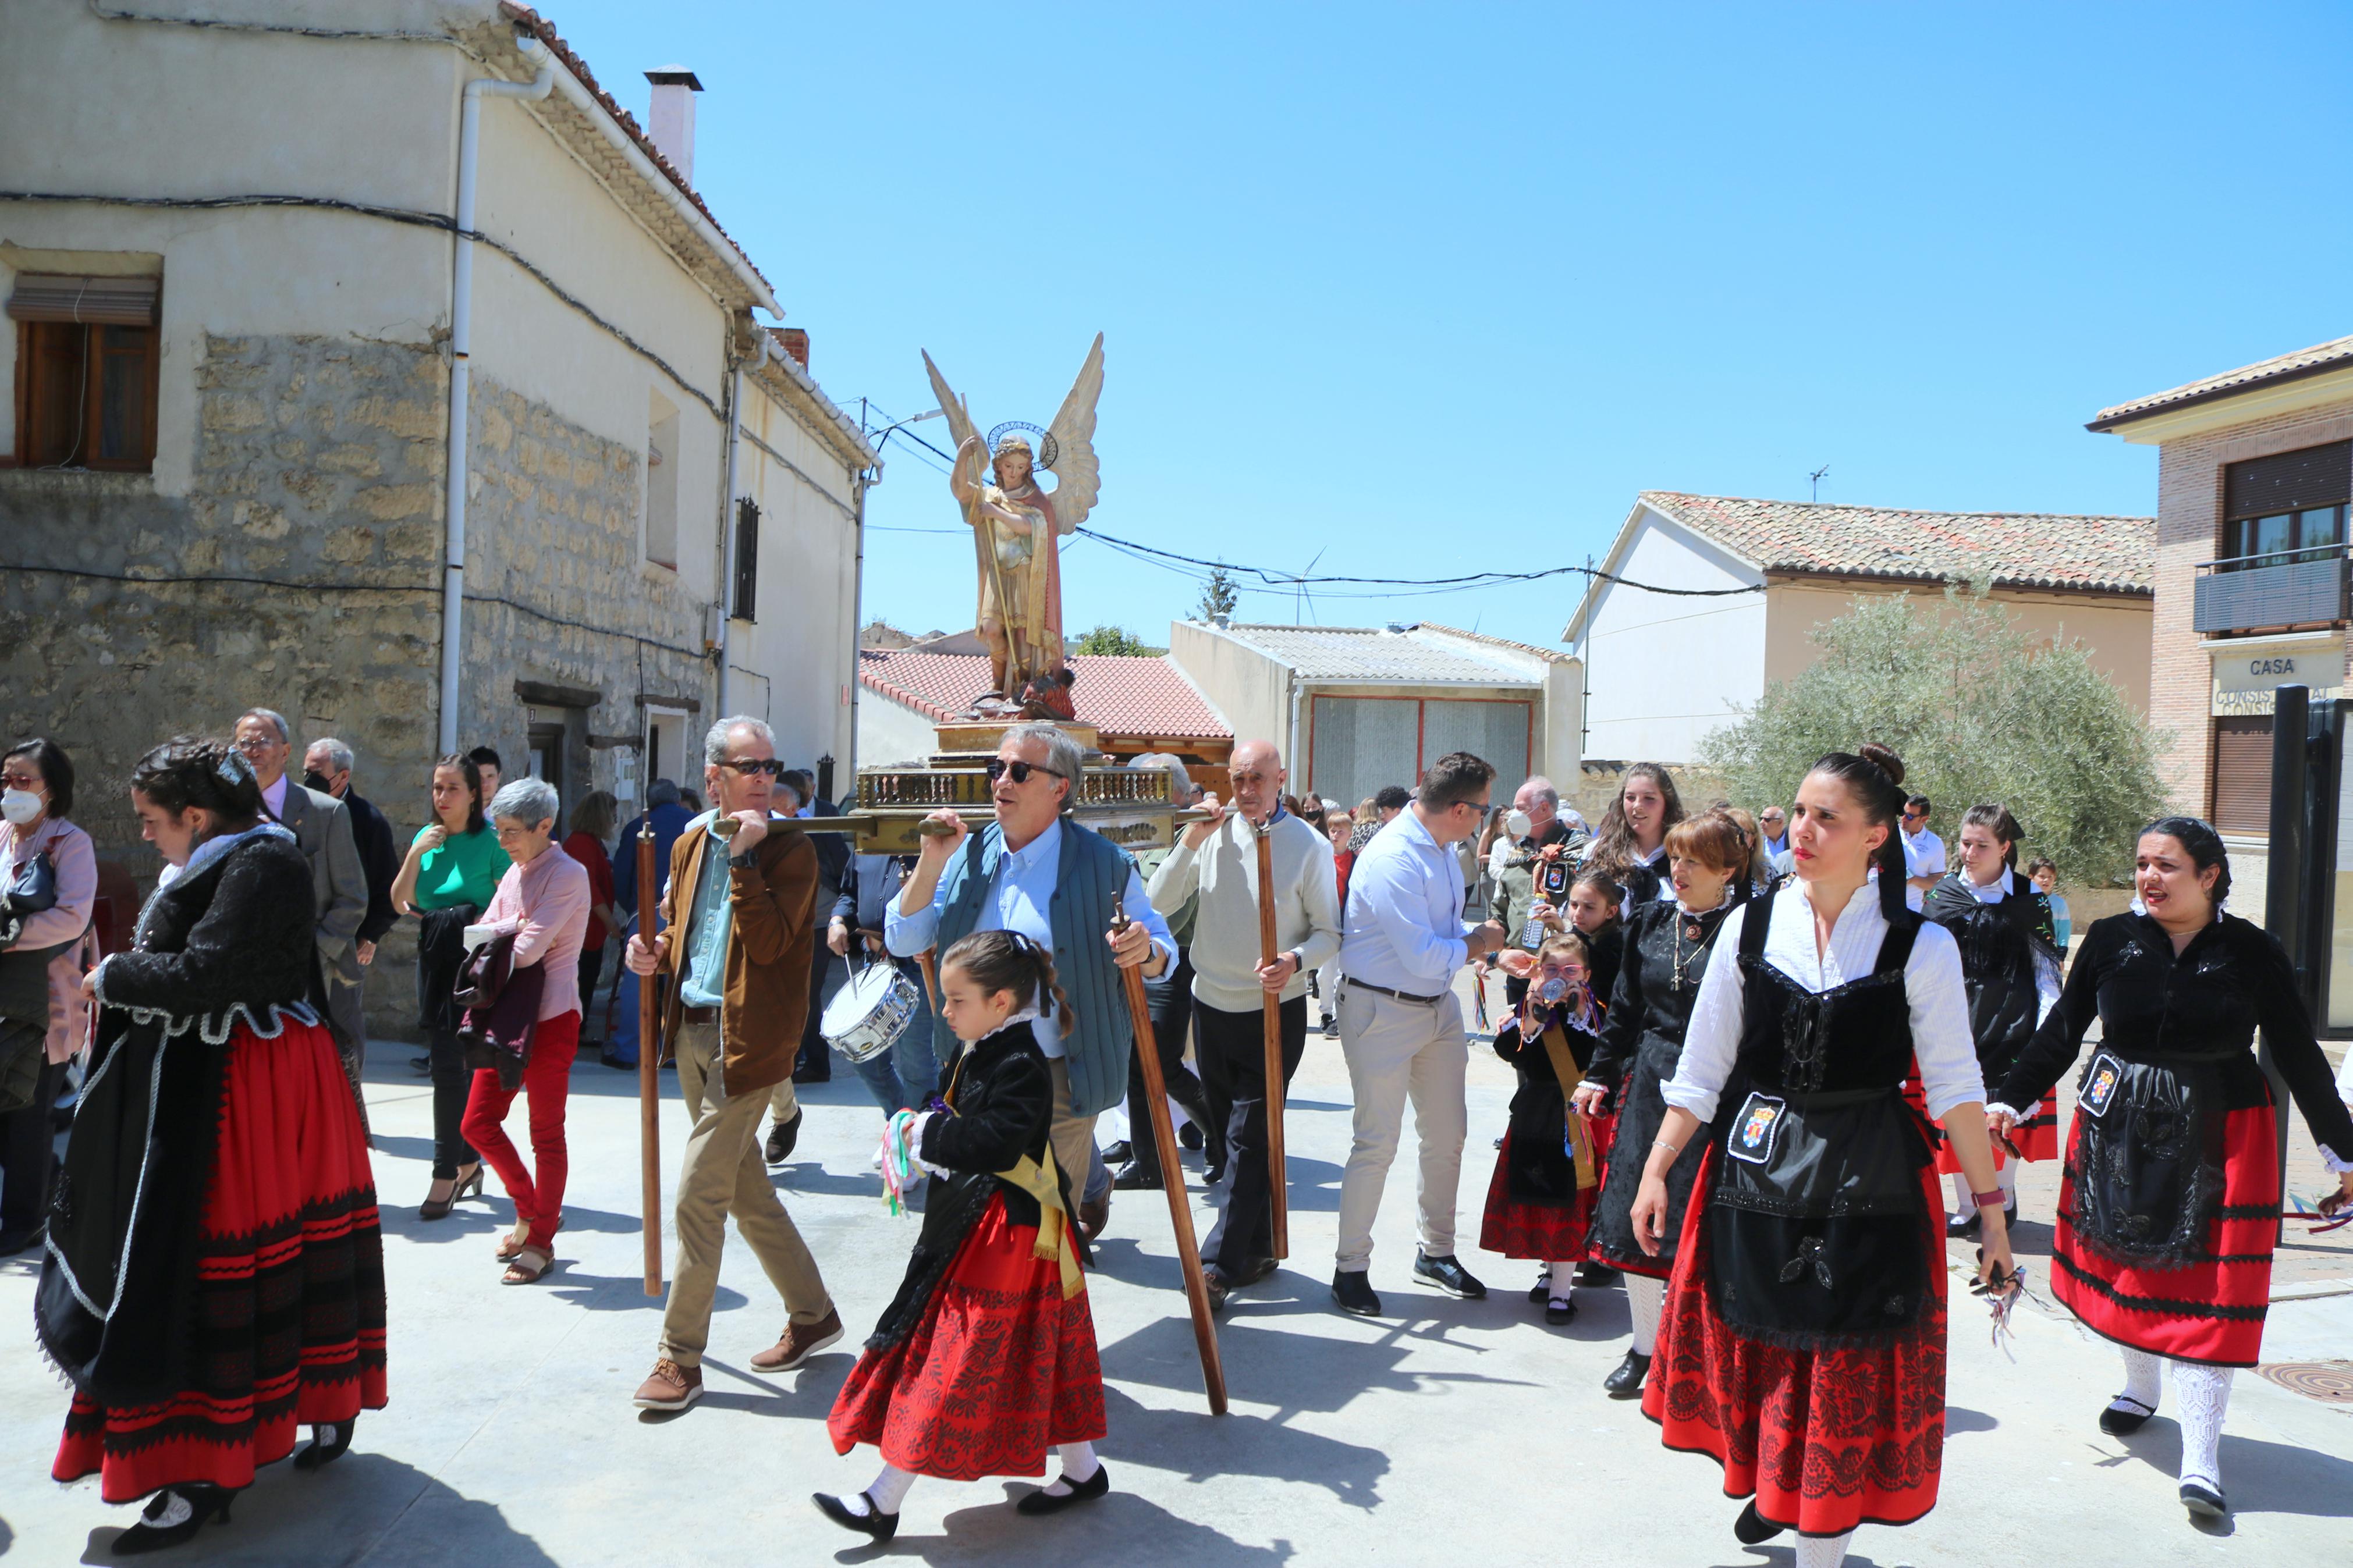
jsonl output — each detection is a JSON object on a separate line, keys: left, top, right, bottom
{"left": 1073, "top": 623, "right": 1152, "bottom": 656}
{"left": 1195, "top": 567, "right": 1240, "bottom": 626}
{"left": 1702, "top": 590, "right": 2168, "bottom": 886}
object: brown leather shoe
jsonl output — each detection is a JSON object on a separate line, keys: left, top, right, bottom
{"left": 1078, "top": 1194, "right": 1110, "bottom": 1240}
{"left": 632, "top": 1358, "right": 702, "bottom": 1411}
{"left": 750, "top": 1307, "right": 843, "bottom": 1373}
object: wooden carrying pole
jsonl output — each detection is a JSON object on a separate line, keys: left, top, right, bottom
{"left": 1112, "top": 897, "right": 1229, "bottom": 1416}
{"left": 636, "top": 823, "right": 663, "bottom": 1297}
{"left": 1254, "top": 823, "right": 1289, "bottom": 1258}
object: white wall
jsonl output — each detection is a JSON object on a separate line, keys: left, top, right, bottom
{"left": 857, "top": 686, "right": 943, "bottom": 769}
{"left": 1574, "top": 505, "right": 1769, "bottom": 762}
{"left": 1167, "top": 621, "right": 1288, "bottom": 752}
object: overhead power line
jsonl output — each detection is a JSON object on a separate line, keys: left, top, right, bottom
{"left": 1069, "top": 528, "right": 1765, "bottom": 599}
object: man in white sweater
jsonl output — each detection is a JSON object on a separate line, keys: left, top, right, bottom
{"left": 1147, "top": 739, "right": 1341, "bottom": 1311}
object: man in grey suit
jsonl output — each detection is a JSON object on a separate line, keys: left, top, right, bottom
{"left": 234, "top": 709, "right": 371, "bottom": 1116}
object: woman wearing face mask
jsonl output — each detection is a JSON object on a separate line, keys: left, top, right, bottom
{"left": 1574, "top": 810, "right": 1748, "bottom": 1395}
{"left": 1919, "top": 803, "right": 2060, "bottom": 1235}
{"left": 38, "top": 737, "right": 386, "bottom": 1551}
{"left": 1989, "top": 817, "right": 2353, "bottom": 1522}
{"left": 1479, "top": 929, "right": 1606, "bottom": 1324}
{"left": 0, "top": 738, "right": 98, "bottom": 1256}
{"left": 1629, "top": 745, "right": 2010, "bottom": 1568}
{"left": 1582, "top": 763, "right": 1684, "bottom": 906}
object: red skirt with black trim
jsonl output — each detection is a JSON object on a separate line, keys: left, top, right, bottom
{"left": 1643, "top": 1150, "right": 1947, "bottom": 1538}
{"left": 829, "top": 1194, "right": 1106, "bottom": 1481}
{"left": 54, "top": 1017, "right": 387, "bottom": 1503}
{"left": 2051, "top": 1100, "right": 2278, "bottom": 1367}
{"left": 1903, "top": 1078, "right": 2059, "bottom": 1172}
{"left": 1479, "top": 1112, "right": 1612, "bottom": 1263}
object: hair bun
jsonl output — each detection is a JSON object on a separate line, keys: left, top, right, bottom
{"left": 1857, "top": 741, "right": 1906, "bottom": 788}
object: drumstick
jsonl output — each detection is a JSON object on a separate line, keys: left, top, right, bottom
{"left": 1255, "top": 820, "right": 1288, "bottom": 1260}
{"left": 1112, "top": 893, "right": 1229, "bottom": 1416}
{"left": 636, "top": 821, "right": 663, "bottom": 1297}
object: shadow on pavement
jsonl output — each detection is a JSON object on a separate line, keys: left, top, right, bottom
{"left": 2105, "top": 1422, "right": 2353, "bottom": 1520}
{"left": 544, "top": 1267, "right": 744, "bottom": 1315}
{"left": 62, "top": 1451, "right": 560, "bottom": 1567}
{"left": 921, "top": 1484, "right": 1294, "bottom": 1566}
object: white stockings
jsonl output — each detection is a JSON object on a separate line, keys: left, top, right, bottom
{"left": 2114, "top": 1345, "right": 2163, "bottom": 1414}
{"left": 2110, "top": 1347, "right": 2233, "bottom": 1492}
{"left": 845, "top": 1463, "right": 915, "bottom": 1517}
{"left": 1038, "top": 1440, "right": 1100, "bottom": 1498}
{"left": 1794, "top": 1529, "right": 1852, "bottom": 1567}
{"left": 1546, "top": 1260, "right": 1579, "bottom": 1307}
{"left": 1625, "top": 1272, "right": 1665, "bottom": 1357}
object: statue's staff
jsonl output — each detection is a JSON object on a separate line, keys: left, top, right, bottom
{"left": 1255, "top": 820, "right": 1290, "bottom": 1258}
{"left": 1112, "top": 891, "right": 1229, "bottom": 1416}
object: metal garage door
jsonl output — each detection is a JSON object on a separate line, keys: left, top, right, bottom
{"left": 1423, "top": 698, "right": 1531, "bottom": 805}
{"left": 1310, "top": 697, "right": 1419, "bottom": 810}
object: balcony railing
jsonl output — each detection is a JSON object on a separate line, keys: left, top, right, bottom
{"left": 2194, "top": 547, "right": 2348, "bottom": 634}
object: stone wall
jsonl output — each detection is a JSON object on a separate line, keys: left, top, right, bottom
{"left": 2, "top": 333, "right": 718, "bottom": 1043}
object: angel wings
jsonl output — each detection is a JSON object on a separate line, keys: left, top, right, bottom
{"left": 920, "top": 332, "right": 1104, "bottom": 535}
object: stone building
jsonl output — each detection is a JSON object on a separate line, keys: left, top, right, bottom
{"left": 1, "top": 1, "right": 878, "bottom": 1036}
{"left": 1563, "top": 492, "right": 2155, "bottom": 763}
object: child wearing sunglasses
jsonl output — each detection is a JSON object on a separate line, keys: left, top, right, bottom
{"left": 1478, "top": 929, "right": 1605, "bottom": 1325}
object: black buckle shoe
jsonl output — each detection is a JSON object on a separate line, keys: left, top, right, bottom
{"left": 1733, "top": 1499, "right": 1785, "bottom": 1545}
{"left": 1602, "top": 1349, "right": 1651, "bottom": 1398}
{"left": 1412, "top": 1251, "right": 1487, "bottom": 1299}
{"left": 812, "top": 1492, "right": 898, "bottom": 1541}
{"left": 1111, "top": 1162, "right": 1163, "bottom": 1191}
{"left": 1544, "top": 1295, "right": 1577, "bottom": 1326}
{"left": 112, "top": 1485, "right": 235, "bottom": 1555}
{"left": 2099, "top": 1394, "right": 2157, "bottom": 1436}
{"left": 1017, "top": 1460, "right": 1110, "bottom": 1514}
{"left": 2180, "top": 1480, "right": 2227, "bottom": 1519}
{"left": 1330, "top": 1269, "right": 1382, "bottom": 1316}
{"left": 765, "top": 1108, "right": 802, "bottom": 1165}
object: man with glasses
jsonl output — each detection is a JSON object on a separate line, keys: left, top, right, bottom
{"left": 232, "top": 709, "right": 370, "bottom": 1110}
{"left": 1330, "top": 751, "right": 1514, "bottom": 1316}
{"left": 1900, "top": 793, "right": 1944, "bottom": 912}
{"left": 625, "top": 716, "right": 842, "bottom": 1413}
{"left": 888, "top": 722, "right": 1175, "bottom": 1242}
{"left": 1756, "top": 805, "right": 1791, "bottom": 872}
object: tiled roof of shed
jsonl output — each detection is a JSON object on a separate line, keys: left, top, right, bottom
{"left": 2089, "top": 335, "right": 2353, "bottom": 431}
{"left": 1641, "top": 492, "right": 2154, "bottom": 595}
{"left": 1205, "top": 625, "right": 1545, "bottom": 685}
{"left": 860, "top": 650, "right": 1230, "bottom": 740}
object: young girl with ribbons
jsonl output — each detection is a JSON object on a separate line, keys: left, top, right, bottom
{"left": 1479, "top": 929, "right": 1606, "bottom": 1324}
{"left": 817, "top": 930, "right": 1109, "bottom": 1541}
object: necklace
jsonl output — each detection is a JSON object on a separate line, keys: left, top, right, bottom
{"left": 1668, "top": 895, "right": 1729, "bottom": 991}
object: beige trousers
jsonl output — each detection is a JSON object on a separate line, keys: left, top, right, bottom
{"left": 658, "top": 1022, "right": 831, "bottom": 1367}
{"left": 1333, "top": 982, "right": 1468, "bottom": 1273}
{"left": 1048, "top": 1058, "right": 1108, "bottom": 1208}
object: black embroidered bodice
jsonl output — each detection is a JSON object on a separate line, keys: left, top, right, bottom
{"left": 1733, "top": 884, "right": 1921, "bottom": 1096}
{"left": 1587, "top": 896, "right": 1740, "bottom": 1091}
{"left": 1922, "top": 872, "right": 2054, "bottom": 1077}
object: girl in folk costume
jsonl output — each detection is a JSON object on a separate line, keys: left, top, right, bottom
{"left": 1919, "top": 803, "right": 2062, "bottom": 1234}
{"left": 1990, "top": 819, "right": 2353, "bottom": 1521}
{"left": 1479, "top": 930, "right": 1607, "bottom": 1324}
{"left": 1630, "top": 745, "right": 2014, "bottom": 1567}
{"left": 1567, "top": 866, "right": 1627, "bottom": 1010}
{"left": 818, "top": 931, "right": 1108, "bottom": 1541}
{"left": 37, "top": 739, "right": 386, "bottom": 1553}
{"left": 1581, "top": 763, "right": 1685, "bottom": 908}
{"left": 1575, "top": 809, "right": 1751, "bottom": 1397}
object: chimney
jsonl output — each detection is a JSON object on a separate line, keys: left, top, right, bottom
{"left": 643, "top": 66, "right": 702, "bottom": 186}
{"left": 775, "top": 328, "right": 810, "bottom": 370}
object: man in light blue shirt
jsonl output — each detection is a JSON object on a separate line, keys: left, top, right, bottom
{"left": 1330, "top": 751, "right": 1513, "bottom": 1317}
{"left": 886, "top": 723, "right": 1174, "bottom": 1233}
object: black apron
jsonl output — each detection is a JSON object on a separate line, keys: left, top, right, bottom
{"left": 1705, "top": 886, "right": 1935, "bottom": 1346}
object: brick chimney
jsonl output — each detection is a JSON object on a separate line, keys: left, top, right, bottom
{"left": 775, "top": 328, "right": 810, "bottom": 369}
{"left": 643, "top": 66, "right": 702, "bottom": 186}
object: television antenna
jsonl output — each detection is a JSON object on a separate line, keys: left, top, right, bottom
{"left": 1808, "top": 465, "right": 1830, "bottom": 502}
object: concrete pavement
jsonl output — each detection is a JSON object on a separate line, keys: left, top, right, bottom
{"left": 2, "top": 1019, "right": 2349, "bottom": 1566}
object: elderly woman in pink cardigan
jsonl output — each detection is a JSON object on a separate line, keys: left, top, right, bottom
{"left": 2, "top": 737, "right": 98, "bottom": 1255}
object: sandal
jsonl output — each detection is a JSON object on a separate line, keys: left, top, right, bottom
{"left": 502, "top": 1247, "right": 553, "bottom": 1285}
{"left": 495, "top": 1225, "right": 528, "bottom": 1261}
{"left": 420, "top": 1165, "right": 484, "bottom": 1222}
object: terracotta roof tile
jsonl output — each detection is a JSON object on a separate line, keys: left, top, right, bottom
{"left": 1641, "top": 492, "right": 2153, "bottom": 596}
{"left": 860, "top": 650, "right": 1231, "bottom": 740}
{"left": 2089, "top": 335, "right": 2353, "bottom": 431}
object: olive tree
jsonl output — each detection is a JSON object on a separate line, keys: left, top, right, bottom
{"left": 1703, "top": 590, "right": 2168, "bottom": 885}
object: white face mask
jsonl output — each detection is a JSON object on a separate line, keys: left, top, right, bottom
{"left": 1505, "top": 809, "right": 1532, "bottom": 840}
{"left": 1, "top": 790, "right": 42, "bottom": 827}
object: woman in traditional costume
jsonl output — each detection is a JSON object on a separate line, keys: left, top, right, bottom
{"left": 1576, "top": 809, "right": 1749, "bottom": 1396}
{"left": 37, "top": 738, "right": 386, "bottom": 1553}
{"left": 1990, "top": 816, "right": 2353, "bottom": 1520}
{"left": 817, "top": 930, "right": 1108, "bottom": 1541}
{"left": 1630, "top": 745, "right": 2013, "bottom": 1567}
{"left": 1480, "top": 929, "right": 1606, "bottom": 1324}
{"left": 1581, "top": 763, "right": 1684, "bottom": 906}
{"left": 1919, "top": 802, "right": 2061, "bottom": 1232}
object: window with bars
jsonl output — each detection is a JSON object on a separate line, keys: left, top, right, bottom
{"left": 7, "top": 273, "right": 161, "bottom": 471}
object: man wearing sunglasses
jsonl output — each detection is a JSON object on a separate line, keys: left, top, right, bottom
{"left": 888, "top": 723, "right": 1175, "bottom": 1241}
{"left": 626, "top": 717, "right": 841, "bottom": 1414}
{"left": 1899, "top": 793, "right": 1944, "bottom": 912}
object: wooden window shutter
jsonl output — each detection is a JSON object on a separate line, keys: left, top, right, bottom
{"left": 6, "top": 274, "right": 161, "bottom": 326}
{"left": 2210, "top": 716, "right": 2276, "bottom": 835}
{"left": 2224, "top": 441, "right": 2353, "bottom": 520}
{"left": 732, "top": 495, "right": 760, "bottom": 621}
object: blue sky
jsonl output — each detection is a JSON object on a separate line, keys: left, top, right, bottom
{"left": 542, "top": 2, "right": 2352, "bottom": 651}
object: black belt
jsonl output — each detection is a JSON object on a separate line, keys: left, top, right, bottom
{"left": 679, "top": 1005, "right": 719, "bottom": 1025}
{"left": 1345, "top": 979, "right": 1445, "bottom": 1005}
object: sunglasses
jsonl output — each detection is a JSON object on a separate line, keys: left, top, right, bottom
{"left": 1902, "top": 809, "right": 1926, "bottom": 820}
{"left": 718, "top": 757, "right": 786, "bottom": 778}
{"left": 986, "top": 759, "right": 1066, "bottom": 785}
{"left": 1, "top": 772, "right": 41, "bottom": 791}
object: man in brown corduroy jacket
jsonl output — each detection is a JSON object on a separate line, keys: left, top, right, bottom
{"left": 624, "top": 716, "right": 841, "bottom": 1413}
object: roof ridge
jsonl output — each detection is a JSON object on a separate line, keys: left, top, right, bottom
{"left": 1641, "top": 490, "right": 2151, "bottom": 524}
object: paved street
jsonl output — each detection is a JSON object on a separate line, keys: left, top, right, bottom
{"left": 3, "top": 1007, "right": 2349, "bottom": 1566}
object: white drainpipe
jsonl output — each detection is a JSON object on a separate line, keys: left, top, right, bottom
{"left": 716, "top": 359, "right": 743, "bottom": 718}
{"left": 439, "top": 35, "right": 555, "bottom": 755}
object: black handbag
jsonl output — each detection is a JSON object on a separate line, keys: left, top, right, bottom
{"left": 0, "top": 849, "right": 58, "bottom": 948}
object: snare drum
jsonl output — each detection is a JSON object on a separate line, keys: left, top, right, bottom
{"left": 821, "top": 958, "right": 924, "bottom": 1064}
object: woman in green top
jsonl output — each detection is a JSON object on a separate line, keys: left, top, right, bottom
{"left": 391, "top": 754, "right": 510, "bottom": 1217}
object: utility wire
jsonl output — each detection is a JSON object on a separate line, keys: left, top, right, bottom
{"left": 1070, "top": 528, "right": 1765, "bottom": 598}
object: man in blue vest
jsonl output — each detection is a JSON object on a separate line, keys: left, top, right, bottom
{"left": 886, "top": 722, "right": 1176, "bottom": 1239}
